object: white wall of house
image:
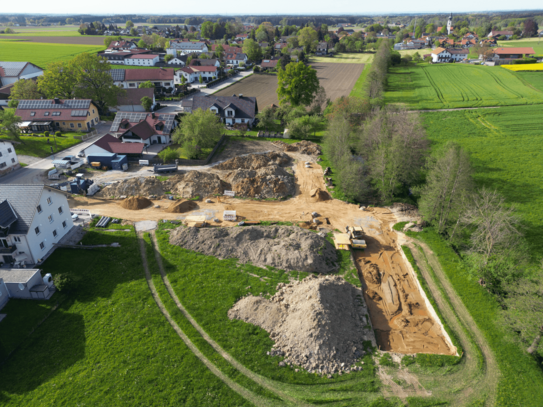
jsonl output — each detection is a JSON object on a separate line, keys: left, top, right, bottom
{"left": 167, "top": 58, "right": 185, "bottom": 66}
{"left": 120, "top": 134, "right": 171, "bottom": 145}
{"left": 122, "top": 80, "right": 174, "bottom": 89}
{"left": 26, "top": 190, "right": 74, "bottom": 264}
{"left": 175, "top": 70, "right": 217, "bottom": 84}
{"left": 124, "top": 56, "right": 159, "bottom": 66}
{"left": 0, "top": 141, "right": 19, "bottom": 175}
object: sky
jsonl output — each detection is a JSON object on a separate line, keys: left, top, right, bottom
{"left": 1, "top": 0, "right": 543, "bottom": 15}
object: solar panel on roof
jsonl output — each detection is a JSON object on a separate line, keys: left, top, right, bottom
{"left": 71, "top": 110, "right": 88, "bottom": 117}
{"left": 18, "top": 99, "right": 90, "bottom": 110}
{"left": 111, "top": 112, "right": 176, "bottom": 133}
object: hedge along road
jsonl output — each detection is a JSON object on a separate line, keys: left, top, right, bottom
{"left": 136, "top": 232, "right": 285, "bottom": 407}
{"left": 400, "top": 234, "right": 499, "bottom": 406}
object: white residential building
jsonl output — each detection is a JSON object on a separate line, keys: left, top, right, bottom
{"left": 225, "top": 53, "right": 248, "bottom": 66}
{"left": 124, "top": 54, "right": 160, "bottom": 66}
{"left": 0, "top": 185, "right": 75, "bottom": 267}
{"left": 175, "top": 66, "right": 218, "bottom": 84}
{"left": 167, "top": 41, "right": 208, "bottom": 56}
{"left": 0, "top": 62, "right": 43, "bottom": 87}
{"left": 0, "top": 141, "right": 20, "bottom": 176}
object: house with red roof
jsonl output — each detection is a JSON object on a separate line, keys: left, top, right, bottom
{"left": 485, "top": 47, "right": 535, "bottom": 60}
{"left": 109, "top": 68, "right": 175, "bottom": 89}
{"left": 105, "top": 40, "right": 139, "bottom": 53}
{"left": 83, "top": 134, "right": 145, "bottom": 157}
{"left": 488, "top": 30, "right": 514, "bottom": 39}
{"left": 260, "top": 59, "right": 279, "bottom": 70}
{"left": 109, "top": 112, "right": 178, "bottom": 145}
{"left": 226, "top": 53, "right": 248, "bottom": 66}
{"left": 176, "top": 65, "right": 218, "bottom": 84}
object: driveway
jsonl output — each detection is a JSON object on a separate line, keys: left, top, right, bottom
{"left": 0, "top": 122, "right": 112, "bottom": 185}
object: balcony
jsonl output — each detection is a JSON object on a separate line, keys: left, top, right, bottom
{"left": 0, "top": 244, "right": 17, "bottom": 254}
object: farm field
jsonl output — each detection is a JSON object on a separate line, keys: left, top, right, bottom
{"left": 0, "top": 36, "right": 109, "bottom": 45}
{"left": 398, "top": 48, "right": 433, "bottom": 56}
{"left": 310, "top": 53, "right": 373, "bottom": 63}
{"left": 502, "top": 64, "right": 543, "bottom": 71}
{"left": 215, "top": 63, "right": 365, "bottom": 107}
{"left": 0, "top": 228, "right": 249, "bottom": 406}
{"left": 514, "top": 71, "right": 543, "bottom": 91}
{"left": 0, "top": 40, "right": 105, "bottom": 67}
{"left": 385, "top": 63, "right": 543, "bottom": 109}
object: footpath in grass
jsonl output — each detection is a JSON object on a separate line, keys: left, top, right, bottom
{"left": 0, "top": 133, "right": 84, "bottom": 158}
{"left": 0, "top": 40, "right": 105, "bottom": 67}
{"left": 385, "top": 63, "right": 543, "bottom": 110}
{"left": 400, "top": 227, "right": 543, "bottom": 406}
{"left": 0, "top": 228, "right": 249, "bottom": 406}
{"left": 349, "top": 63, "right": 371, "bottom": 99}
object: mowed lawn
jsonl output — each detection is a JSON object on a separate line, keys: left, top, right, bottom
{"left": 385, "top": 63, "right": 543, "bottom": 109}
{"left": 0, "top": 229, "right": 249, "bottom": 406}
{"left": 215, "top": 63, "right": 364, "bottom": 107}
{"left": 0, "top": 133, "right": 84, "bottom": 158}
{"left": 0, "top": 40, "right": 105, "bottom": 67}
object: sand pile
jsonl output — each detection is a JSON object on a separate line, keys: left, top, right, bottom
{"left": 272, "top": 140, "right": 322, "bottom": 156}
{"left": 225, "top": 165, "right": 295, "bottom": 199}
{"left": 96, "top": 177, "right": 164, "bottom": 198}
{"left": 228, "top": 275, "right": 373, "bottom": 375}
{"left": 169, "top": 226, "right": 339, "bottom": 273}
{"left": 214, "top": 151, "right": 290, "bottom": 170}
{"left": 169, "top": 171, "right": 230, "bottom": 199}
{"left": 310, "top": 188, "right": 331, "bottom": 202}
{"left": 165, "top": 200, "right": 198, "bottom": 213}
{"left": 120, "top": 196, "right": 153, "bottom": 210}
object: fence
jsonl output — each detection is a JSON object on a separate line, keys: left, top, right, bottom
{"left": 74, "top": 130, "right": 97, "bottom": 141}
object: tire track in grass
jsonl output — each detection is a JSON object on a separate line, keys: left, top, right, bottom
{"left": 148, "top": 231, "right": 310, "bottom": 407}
{"left": 137, "top": 232, "right": 275, "bottom": 407}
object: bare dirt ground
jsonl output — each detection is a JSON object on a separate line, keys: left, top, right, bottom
{"left": 69, "top": 151, "right": 454, "bottom": 357}
{"left": 214, "top": 63, "right": 365, "bottom": 107}
{"left": 210, "top": 140, "right": 281, "bottom": 163}
{"left": 0, "top": 36, "right": 108, "bottom": 45}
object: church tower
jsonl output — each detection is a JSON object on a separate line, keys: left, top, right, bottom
{"left": 447, "top": 13, "right": 453, "bottom": 35}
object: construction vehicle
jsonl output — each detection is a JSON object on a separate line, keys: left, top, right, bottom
{"left": 346, "top": 226, "right": 367, "bottom": 249}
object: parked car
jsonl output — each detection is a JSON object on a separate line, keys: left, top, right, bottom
{"left": 71, "top": 213, "right": 79, "bottom": 221}
{"left": 78, "top": 150, "right": 85, "bottom": 158}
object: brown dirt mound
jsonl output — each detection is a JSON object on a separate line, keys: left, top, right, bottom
{"left": 291, "top": 140, "right": 322, "bottom": 156}
{"left": 119, "top": 196, "right": 153, "bottom": 210}
{"left": 310, "top": 188, "right": 331, "bottom": 202}
{"left": 214, "top": 151, "right": 290, "bottom": 170}
{"left": 228, "top": 275, "right": 375, "bottom": 375}
{"left": 169, "top": 171, "right": 230, "bottom": 199}
{"left": 225, "top": 165, "right": 295, "bottom": 199}
{"left": 96, "top": 177, "right": 164, "bottom": 198}
{"left": 165, "top": 200, "right": 198, "bottom": 213}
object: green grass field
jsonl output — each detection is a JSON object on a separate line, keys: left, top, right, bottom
{"left": 398, "top": 48, "right": 433, "bottom": 57}
{"left": 310, "top": 53, "right": 373, "bottom": 64}
{"left": 0, "top": 132, "right": 84, "bottom": 158}
{"left": 0, "top": 228, "right": 249, "bottom": 406}
{"left": 385, "top": 63, "right": 543, "bottom": 110}
{"left": 350, "top": 63, "right": 371, "bottom": 98}
{"left": 513, "top": 71, "right": 543, "bottom": 92}
{"left": 0, "top": 40, "right": 105, "bottom": 67}
{"left": 497, "top": 38, "right": 543, "bottom": 55}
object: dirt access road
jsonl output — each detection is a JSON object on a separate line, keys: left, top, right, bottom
{"left": 70, "top": 152, "right": 455, "bottom": 357}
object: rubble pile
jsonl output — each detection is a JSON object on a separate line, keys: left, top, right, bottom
{"left": 224, "top": 165, "right": 295, "bottom": 199}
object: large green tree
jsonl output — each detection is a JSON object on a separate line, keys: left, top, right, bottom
{"left": 38, "top": 61, "right": 77, "bottom": 99}
{"left": 9, "top": 78, "right": 41, "bottom": 100}
{"left": 277, "top": 62, "right": 319, "bottom": 106}
{"left": 0, "top": 109, "right": 23, "bottom": 143}
{"left": 298, "top": 27, "right": 318, "bottom": 53}
{"left": 242, "top": 39, "right": 262, "bottom": 62}
{"left": 172, "top": 108, "right": 223, "bottom": 149}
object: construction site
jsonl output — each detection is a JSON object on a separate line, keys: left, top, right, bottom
{"left": 68, "top": 139, "right": 457, "bottom": 362}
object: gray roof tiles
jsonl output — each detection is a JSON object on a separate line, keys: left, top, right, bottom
{"left": 0, "top": 185, "right": 45, "bottom": 234}
{"left": 190, "top": 95, "right": 257, "bottom": 120}
{"left": 169, "top": 42, "right": 207, "bottom": 50}
{"left": 0, "top": 62, "right": 29, "bottom": 77}
{"left": 109, "top": 69, "right": 126, "bottom": 82}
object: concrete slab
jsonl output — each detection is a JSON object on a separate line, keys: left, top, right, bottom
{"left": 134, "top": 220, "right": 157, "bottom": 232}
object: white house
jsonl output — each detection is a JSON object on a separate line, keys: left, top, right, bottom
{"left": 175, "top": 66, "right": 218, "bottom": 84}
{"left": 0, "top": 62, "right": 43, "bottom": 87}
{"left": 225, "top": 53, "right": 248, "bottom": 66}
{"left": 0, "top": 141, "right": 20, "bottom": 176}
{"left": 0, "top": 185, "right": 75, "bottom": 267}
{"left": 109, "top": 69, "right": 175, "bottom": 89}
{"left": 167, "top": 41, "right": 208, "bottom": 56}
{"left": 110, "top": 112, "right": 178, "bottom": 145}
{"left": 488, "top": 30, "right": 514, "bottom": 39}
{"left": 124, "top": 54, "right": 160, "bottom": 66}
{"left": 167, "top": 57, "right": 186, "bottom": 66}
{"left": 431, "top": 47, "right": 468, "bottom": 63}
{"left": 186, "top": 94, "right": 257, "bottom": 128}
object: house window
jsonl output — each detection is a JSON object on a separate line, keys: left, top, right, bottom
{"left": 78, "top": 123, "right": 82, "bottom": 128}
{"left": 62, "top": 221, "right": 67, "bottom": 228}
{"left": 92, "top": 109, "right": 95, "bottom": 114}
{"left": 0, "top": 152, "right": 2, "bottom": 157}
{"left": 7, "top": 148, "right": 12, "bottom": 153}
{"left": 70, "top": 123, "right": 74, "bottom": 128}
{"left": 35, "top": 226, "right": 41, "bottom": 235}
{"left": 37, "top": 205, "right": 42, "bottom": 213}
{"left": 48, "top": 215, "right": 54, "bottom": 223}
{"left": 40, "top": 242, "right": 45, "bottom": 250}
{"left": 13, "top": 236, "right": 21, "bottom": 243}
{"left": 58, "top": 206, "right": 63, "bottom": 214}
{"left": 44, "top": 112, "right": 50, "bottom": 116}
{"left": 0, "top": 162, "right": 5, "bottom": 169}
{"left": 63, "top": 122, "right": 65, "bottom": 125}
{"left": 53, "top": 229, "right": 58, "bottom": 238}
{"left": 30, "top": 112, "right": 35, "bottom": 116}
{"left": 11, "top": 158, "right": 15, "bottom": 163}
{"left": 47, "top": 197, "right": 52, "bottom": 205}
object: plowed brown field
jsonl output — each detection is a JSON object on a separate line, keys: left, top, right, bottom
{"left": 214, "top": 63, "right": 365, "bottom": 107}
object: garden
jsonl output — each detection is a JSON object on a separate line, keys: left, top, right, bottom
{"left": 0, "top": 131, "right": 85, "bottom": 158}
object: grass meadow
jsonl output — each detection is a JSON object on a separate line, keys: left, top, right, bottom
{"left": 0, "top": 40, "right": 105, "bottom": 67}
{"left": 349, "top": 63, "right": 371, "bottom": 98}
{"left": 385, "top": 63, "right": 543, "bottom": 109}
{"left": 310, "top": 53, "right": 374, "bottom": 64}
{"left": 0, "top": 227, "right": 248, "bottom": 406}
{"left": 514, "top": 71, "right": 543, "bottom": 92}
{"left": 0, "top": 132, "right": 84, "bottom": 158}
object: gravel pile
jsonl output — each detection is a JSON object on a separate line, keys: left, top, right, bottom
{"left": 169, "top": 226, "right": 339, "bottom": 274}
{"left": 224, "top": 165, "right": 295, "bottom": 199}
{"left": 214, "top": 151, "right": 290, "bottom": 170}
{"left": 229, "top": 275, "right": 374, "bottom": 376}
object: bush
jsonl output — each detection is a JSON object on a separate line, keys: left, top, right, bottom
{"left": 55, "top": 131, "right": 62, "bottom": 137}
{"left": 253, "top": 65, "right": 261, "bottom": 72}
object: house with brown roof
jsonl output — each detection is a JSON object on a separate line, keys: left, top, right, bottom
{"left": 176, "top": 66, "right": 218, "bottom": 84}
{"left": 112, "top": 88, "right": 155, "bottom": 112}
{"left": 15, "top": 99, "right": 100, "bottom": 133}
{"left": 260, "top": 59, "right": 279, "bottom": 70}
{"left": 109, "top": 68, "right": 175, "bottom": 89}
{"left": 484, "top": 47, "right": 535, "bottom": 60}
{"left": 105, "top": 40, "right": 138, "bottom": 53}
{"left": 225, "top": 53, "right": 248, "bottom": 66}
{"left": 488, "top": 30, "right": 514, "bottom": 39}
{"left": 316, "top": 42, "right": 329, "bottom": 56}
{"left": 110, "top": 112, "right": 178, "bottom": 145}
{"left": 211, "top": 44, "right": 242, "bottom": 54}
{"left": 185, "top": 94, "right": 257, "bottom": 128}
{"left": 83, "top": 133, "right": 145, "bottom": 157}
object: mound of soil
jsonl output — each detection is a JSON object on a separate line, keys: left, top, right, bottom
{"left": 310, "top": 188, "right": 331, "bottom": 202}
{"left": 120, "top": 196, "right": 153, "bottom": 210}
{"left": 228, "top": 275, "right": 372, "bottom": 375}
{"left": 169, "top": 171, "right": 230, "bottom": 199}
{"left": 292, "top": 140, "right": 322, "bottom": 156}
{"left": 169, "top": 226, "right": 339, "bottom": 274}
{"left": 165, "top": 200, "right": 198, "bottom": 213}
{"left": 225, "top": 165, "right": 295, "bottom": 199}
{"left": 96, "top": 177, "right": 164, "bottom": 198}
{"left": 214, "top": 151, "right": 290, "bottom": 171}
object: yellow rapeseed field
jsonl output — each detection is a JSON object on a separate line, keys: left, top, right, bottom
{"left": 502, "top": 63, "right": 543, "bottom": 71}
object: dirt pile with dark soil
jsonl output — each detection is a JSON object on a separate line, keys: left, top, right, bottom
{"left": 224, "top": 165, "right": 296, "bottom": 199}
{"left": 272, "top": 140, "right": 322, "bottom": 156}
{"left": 169, "top": 226, "right": 339, "bottom": 273}
{"left": 389, "top": 202, "right": 421, "bottom": 223}
{"left": 96, "top": 177, "right": 164, "bottom": 198}
{"left": 165, "top": 200, "right": 199, "bottom": 213}
{"left": 214, "top": 151, "right": 290, "bottom": 170}
{"left": 119, "top": 196, "right": 153, "bottom": 210}
{"left": 228, "top": 275, "right": 373, "bottom": 375}
{"left": 310, "top": 188, "right": 331, "bottom": 202}
{"left": 168, "top": 171, "right": 230, "bottom": 199}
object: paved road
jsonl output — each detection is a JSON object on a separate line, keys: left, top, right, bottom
{"left": 0, "top": 123, "right": 111, "bottom": 185}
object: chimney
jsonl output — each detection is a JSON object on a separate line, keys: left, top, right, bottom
{"left": 54, "top": 98, "right": 60, "bottom": 104}
{"left": 151, "top": 112, "right": 156, "bottom": 119}
{"left": 239, "top": 94, "right": 243, "bottom": 98}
